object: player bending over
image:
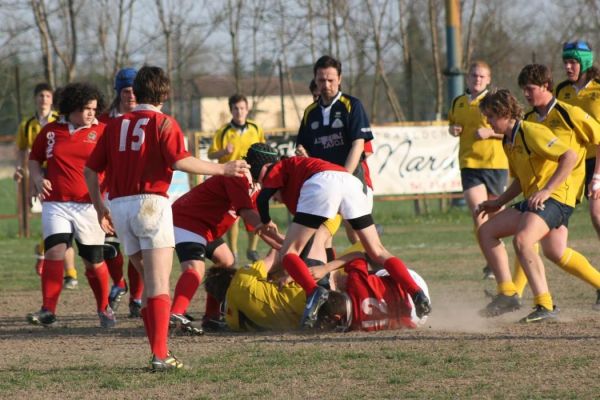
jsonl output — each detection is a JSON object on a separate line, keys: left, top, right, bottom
{"left": 169, "top": 166, "right": 283, "bottom": 335}
{"left": 245, "top": 143, "right": 432, "bottom": 329}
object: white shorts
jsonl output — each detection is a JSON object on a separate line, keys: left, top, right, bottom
{"left": 174, "top": 227, "right": 207, "bottom": 246}
{"left": 109, "top": 194, "right": 174, "bottom": 256}
{"left": 42, "top": 201, "right": 105, "bottom": 245}
{"left": 296, "top": 171, "right": 372, "bottom": 220}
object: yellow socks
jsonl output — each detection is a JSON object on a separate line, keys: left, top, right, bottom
{"left": 533, "top": 292, "right": 553, "bottom": 311}
{"left": 497, "top": 281, "right": 518, "bottom": 297}
{"left": 512, "top": 243, "right": 540, "bottom": 297}
{"left": 557, "top": 248, "right": 600, "bottom": 289}
{"left": 65, "top": 267, "right": 77, "bottom": 279}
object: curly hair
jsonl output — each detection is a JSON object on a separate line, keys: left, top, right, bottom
{"left": 479, "top": 89, "right": 524, "bottom": 120}
{"left": 204, "top": 266, "right": 236, "bottom": 303}
{"left": 58, "top": 82, "right": 106, "bottom": 116}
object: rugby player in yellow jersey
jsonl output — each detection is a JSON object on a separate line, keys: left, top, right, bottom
{"left": 514, "top": 64, "right": 600, "bottom": 310}
{"left": 556, "top": 42, "right": 600, "bottom": 261}
{"left": 205, "top": 249, "right": 306, "bottom": 331}
{"left": 208, "top": 94, "right": 265, "bottom": 264}
{"left": 448, "top": 61, "right": 509, "bottom": 280}
{"left": 476, "top": 89, "right": 578, "bottom": 323}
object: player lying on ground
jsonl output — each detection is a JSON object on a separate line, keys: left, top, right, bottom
{"left": 204, "top": 248, "right": 429, "bottom": 332}
{"left": 169, "top": 168, "right": 283, "bottom": 335}
{"left": 245, "top": 143, "right": 431, "bottom": 329}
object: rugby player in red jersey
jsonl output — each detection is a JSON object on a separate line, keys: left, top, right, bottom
{"left": 247, "top": 143, "right": 432, "bottom": 329}
{"left": 27, "top": 82, "right": 115, "bottom": 329}
{"left": 169, "top": 168, "right": 283, "bottom": 334}
{"left": 84, "top": 66, "right": 249, "bottom": 371}
{"left": 97, "top": 68, "right": 144, "bottom": 318}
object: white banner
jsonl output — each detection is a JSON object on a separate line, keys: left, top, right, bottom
{"left": 369, "top": 125, "right": 461, "bottom": 195}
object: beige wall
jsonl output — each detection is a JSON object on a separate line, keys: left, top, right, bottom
{"left": 200, "top": 95, "right": 313, "bottom": 133}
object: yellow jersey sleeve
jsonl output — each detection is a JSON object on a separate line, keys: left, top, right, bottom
{"left": 448, "top": 93, "right": 508, "bottom": 170}
{"left": 506, "top": 121, "right": 574, "bottom": 205}
{"left": 15, "top": 118, "right": 30, "bottom": 151}
{"left": 208, "top": 124, "right": 228, "bottom": 161}
{"left": 556, "top": 80, "right": 600, "bottom": 159}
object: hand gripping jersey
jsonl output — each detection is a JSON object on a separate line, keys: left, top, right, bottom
{"left": 172, "top": 174, "right": 257, "bottom": 242}
{"left": 448, "top": 91, "right": 509, "bottom": 170}
{"left": 86, "top": 105, "right": 190, "bottom": 199}
{"left": 29, "top": 119, "right": 105, "bottom": 203}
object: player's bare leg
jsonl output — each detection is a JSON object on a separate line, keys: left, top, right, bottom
{"left": 590, "top": 197, "right": 600, "bottom": 239}
{"left": 464, "top": 184, "right": 502, "bottom": 279}
{"left": 542, "top": 226, "right": 600, "bottom": 309}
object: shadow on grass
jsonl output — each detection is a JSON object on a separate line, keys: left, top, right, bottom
{"left": 0, "top": 314, "right": 147, "bottom": 339}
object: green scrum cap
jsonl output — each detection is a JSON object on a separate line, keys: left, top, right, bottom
{"left": 243, "top": 143, "right": 280, "bottom": 181}
{"left": 562, "top": 40, "right": 594, "bottom": 73}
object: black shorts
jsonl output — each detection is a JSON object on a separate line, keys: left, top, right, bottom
{"left": 584, "top": 157, "right": 596, "bottom": 199}
{"left": 461, "top": 168, "right": 508, "bottom": 196}
{"left": 512, "top": 198, "right": 574, "bottom": 230}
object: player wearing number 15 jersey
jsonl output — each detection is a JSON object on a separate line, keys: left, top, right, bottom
{"left": 85, "top": 66, "right": 250, "bottom": 372}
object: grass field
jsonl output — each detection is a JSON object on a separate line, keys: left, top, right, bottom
{"left": 0, "top": 178, "right": 599, "bottom": 399}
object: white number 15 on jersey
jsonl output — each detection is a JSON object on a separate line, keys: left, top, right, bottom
{"left": 119, "top": 118, "right": 149, "bottom": 151}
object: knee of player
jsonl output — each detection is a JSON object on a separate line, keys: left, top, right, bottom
{"left": 512, "top": 234, "right": 535, "bottom": 255}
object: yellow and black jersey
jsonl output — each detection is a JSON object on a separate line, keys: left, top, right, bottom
{"left": 555, "top": 79, "right": 600, "bottom": 159}
{"left": 224, "top": 260, "right": 305, "bottom": 331}
{"left": 208, "top": 119, "right": 265, "bottom": 163}
{"left": 448, "top": 91, "right": 508, "bottom": 170}
{"left": 15, "top": 110, "right": 59, "bottom": 151}
{"left": 504, "top": 120, "right": 575, "bottom": 206}
{"left": 524, "top": 98, "right": 600, "bottom": 200}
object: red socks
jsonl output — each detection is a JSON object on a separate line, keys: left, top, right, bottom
{"left": 282, "top": 253, "right": 317, "bottom": 295}
{"left": 84, "top": 263, "right": 110, "bottom": 311}
{"left": 383, "top": 257, "right": 420, "bottom": 295}
{"left": 41, "top": 259, "right": 64, "bottom": 313}
{"left": 204, "top": 293, "right": 221, "bottom": 321}
{"left": 127, "top": 260, "right": 143, "bottom": 301}
{"left": 147, "top": 294, "right": 171, "bottom": 359}
{"left": 171, "top": 268, "right": 202, "bottom": 315}
{"left": 105, "top": 252, "right": 125, "bottom": 288}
